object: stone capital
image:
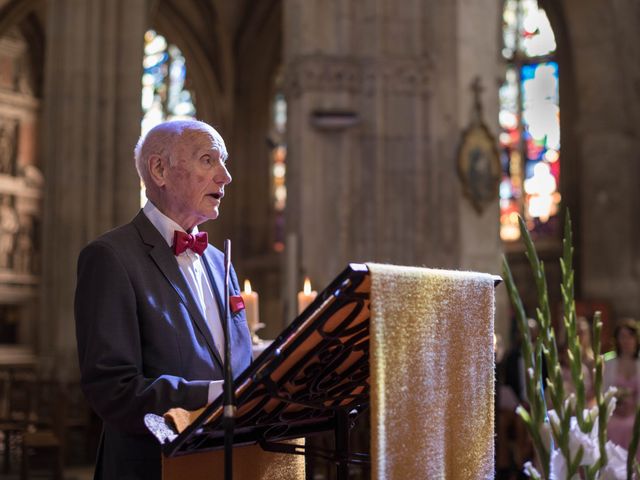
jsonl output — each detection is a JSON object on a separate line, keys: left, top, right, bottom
{"left": 285, "top": 54, "right": 433, "bottom": 98}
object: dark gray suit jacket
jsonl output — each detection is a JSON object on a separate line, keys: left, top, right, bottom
{"left": 75, "top": 211, "right": 252, "bottom": 480}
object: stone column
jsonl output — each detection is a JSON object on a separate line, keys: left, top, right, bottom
{"left": 284, "top": 0, "right": 502, "bottom": 321}
{"left": 454, "top": 0, "right": 506, "bottom": 339}
{"left": 564, "top": 0, "right": 640, "bottom": 319}
{"left": 40, "top": 0, "right": 146, "bottom": 378}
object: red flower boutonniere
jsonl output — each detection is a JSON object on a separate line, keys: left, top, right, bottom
{"left": 229, "top": 295, "right": 245, "bottom": 314}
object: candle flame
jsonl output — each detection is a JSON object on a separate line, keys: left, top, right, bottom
{"left": 244, "top": 279, "right": 252, "bottom": 294}
{"left": 303, "top": 277, "right": 312, "bottom": 295}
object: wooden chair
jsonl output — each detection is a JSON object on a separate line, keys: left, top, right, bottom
{"left": 60, "top": 381, "right": 95, "bottom": 466}
{"left": 20, "top": 379, "right": 64, "bottom": 480}
{"left": 0, "top": 368, "right": 37, "bottom": 474}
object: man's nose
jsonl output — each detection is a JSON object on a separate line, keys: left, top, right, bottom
{"left": 214, "top": 163, "right": 232, "bottom": 185}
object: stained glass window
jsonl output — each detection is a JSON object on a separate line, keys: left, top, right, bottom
{"left": 140, "top": 30, "right": 196, "bottom": 206}
{"left": 141, "top": 30, "right": 196, "bottom": 134}
{"left": 270, "top": 89, "right": 287, "bottom": 252}
{"left": 499, "top": 0, "right": 560, "bottom": 241}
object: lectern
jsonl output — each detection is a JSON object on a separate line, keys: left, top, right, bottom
{"left": 146, "top": 263, "right": 499, "bottom": 480}
{"left": 147, "top": 263, "right": 372, "bottom": 479}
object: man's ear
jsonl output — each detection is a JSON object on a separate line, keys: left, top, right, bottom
{"left": 147, "top": 154, "right": 166, "bottom": 187}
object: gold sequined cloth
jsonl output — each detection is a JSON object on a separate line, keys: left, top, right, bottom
{"left": 367, "top": 263, "right": 495, "bottom": 479}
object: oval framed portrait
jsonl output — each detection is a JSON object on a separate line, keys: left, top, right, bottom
{"left": 457, "top": 122, "right": 501, "bottom": 214}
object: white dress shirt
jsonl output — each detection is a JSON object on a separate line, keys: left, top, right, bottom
{"left": 143, "top": 201, "right": 223, "bottom": 402}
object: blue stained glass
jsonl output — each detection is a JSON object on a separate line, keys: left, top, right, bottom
{"left": 140, "top": 30, "right": 196, "bottom": 136}
{"left": 521, "top": 61, "right": 559, "bottom": 162}
{"left": 500, "top": 1, "right": 560, "bottom": 241}
{"left": 522, "top": 63, "right": 558, "bottom": 102}
{"left": 525, "top": 160, "right": 538, "bottom": 178}
{"left": 500, "top": 179, "right": 513, "bottom": 200}
{"left": 521, "top": 64, "right": 535, "bottom": 81}
{"left": 503, "top": 0, "right": 556, "bottom": 59}
{"left": 500, "top": 151, "right": 510, "bottom": 171}
{"left": 143, "top": 52, "right": 169, "bottom": 70}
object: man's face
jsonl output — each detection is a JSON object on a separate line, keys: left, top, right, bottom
{"left": 162, "top": 129, "right": 231, "bottom": 230}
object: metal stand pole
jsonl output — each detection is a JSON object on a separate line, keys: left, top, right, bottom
{"left": 335, "top": 410, "right": 349, "bottom": 480}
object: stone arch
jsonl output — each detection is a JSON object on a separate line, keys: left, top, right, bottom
{"left": 150, "top": 0, "right": 233, "bottom": 130}
{"left": 538, "top": 0, "right": 581, "bottom": 266}
{"left": 0, "top": 0, "right": 41, "bottom": 37}
{"left": 0, "top": 0, "right": 45, "bottom": 97}
{"left": 227, "top": 0, "right": 284, "bottom": 337}
{"left": 228, "top": 0, "right": 283, "bottom": 251}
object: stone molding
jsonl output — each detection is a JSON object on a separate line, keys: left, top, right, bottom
{"left": 0, "top": 91, "right": 39, "bottom": 119}
{"left": 0, "top": 172, "right": 42, "bottom": 200}
{"left": 0, "top": 34, "right": 24, "bottom": 57}
{"left": 285, "top": 54, "right": 433, "bottom": 98}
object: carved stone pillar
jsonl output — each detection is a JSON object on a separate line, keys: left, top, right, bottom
{"left": 565, "top": 0, "right": 640, "bottom": 320}
{"left": 283, "top": 0, "right": 503, "bottom": 330}
{"left": 41, "top": 0, "right": 146, "bottom": 377}
{"left": 453, "top": 0, "right": 505, "bottom": 338}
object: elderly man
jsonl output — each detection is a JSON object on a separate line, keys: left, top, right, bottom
{"left": 75, "top": 120, "right": 253, "bottom": 479}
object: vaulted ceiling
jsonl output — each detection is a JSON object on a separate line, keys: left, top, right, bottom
{"left": 150, "top": 0, "right": 282, "bottom": 129}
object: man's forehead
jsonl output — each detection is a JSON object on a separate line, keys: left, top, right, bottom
{"left": 179, "top": 128, "right": 227, "bottom": 157}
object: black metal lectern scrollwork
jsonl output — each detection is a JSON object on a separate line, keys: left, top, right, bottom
{"left": 146, "top": 263, "right": 373, "bottom": 479}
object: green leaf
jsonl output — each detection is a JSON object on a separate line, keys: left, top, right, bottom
{"left": 627, "top": 404, "right": 640, "bottom": 479}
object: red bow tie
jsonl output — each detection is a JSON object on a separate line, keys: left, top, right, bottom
{"left": 172, "top": 231, "right": 208, "bottom": 255}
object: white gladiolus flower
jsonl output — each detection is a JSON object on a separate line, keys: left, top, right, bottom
{"left": 547, "top": 409, "right": 561, "bottom": 431}
{"left": 600, "top": 441, "right": 628, "bottom": 480}
{"left": 523, "top": 461, "right": 542, "bottom": 479}
{"left": 567, "top": 416, "right": 598, "bottom": 465}
{"left": 504, "top": 226, "right": 632, "bottom": 480}
{"left": 605, "top": 394, "right": 618, "bottom": 420}
{"left": 540, "top": 399, "right": 630, "bottom": 478}
{"left": 585, "top": 404, "right": 599, "bottom": 424}
{"left": 546, "top": 409, "right": 600, "bottom": 464}
{"left": 549, "top": 449, "right": 569, "bottom": 480}
{"left": 564, "top": 393, "right": 577, "bottom": 412}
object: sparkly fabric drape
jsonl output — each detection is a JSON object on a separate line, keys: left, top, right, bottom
{"left": 368, "top": 263, "right": 495, "bottom": 479}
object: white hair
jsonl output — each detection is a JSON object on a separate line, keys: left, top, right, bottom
{"left": 133, "top": 119, "right": 228, "bottom": 187}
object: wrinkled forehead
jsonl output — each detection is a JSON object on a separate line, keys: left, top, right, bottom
{"left": 178, "top": 126, "right": 228, "bottom": 160}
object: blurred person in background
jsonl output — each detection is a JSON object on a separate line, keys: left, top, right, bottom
{"left": 604, "top": 318, "right": 640, "bottom": 451}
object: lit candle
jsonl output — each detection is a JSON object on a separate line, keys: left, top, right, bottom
{"left": 297, "top": 277, "right": 317, "bottom": 314}
{"left": 241, "top": 280, "right": 260, "bottom": 336}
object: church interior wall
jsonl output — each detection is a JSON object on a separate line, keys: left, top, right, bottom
{"left": 0, "top": 0, "right": 635, "bottom": 376}
{"left": 0, "top": 0, "right": 638, "bottom": 473}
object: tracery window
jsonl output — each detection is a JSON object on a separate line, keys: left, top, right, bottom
{"left": 140, "top": 30, "right": 196, "bottom": 205}
{"left": 270, "top": 82, "right": 287, "bottom": 252}
{"left": 499, "top": 0, "right": 560, "bottom": 241}
{"left": 141, "top": 30, "right": 195, "bottom": 134}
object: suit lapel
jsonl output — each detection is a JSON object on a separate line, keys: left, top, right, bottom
{"left": 132, "top": 212, "right": 223, "bottom": 369}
